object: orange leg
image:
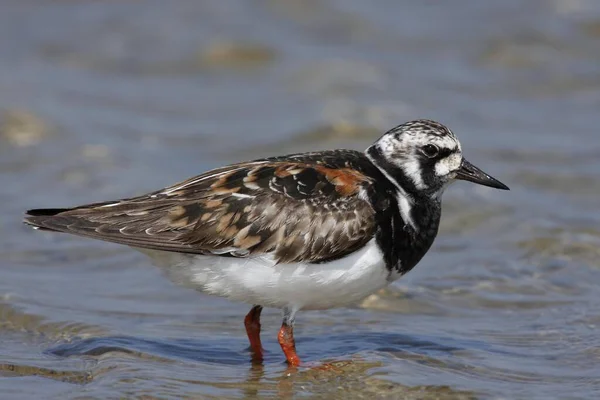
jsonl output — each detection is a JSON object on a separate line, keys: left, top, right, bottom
{"left": 244, "top": 305, "right": 264, "bottom": 362}
{"left": 278, "top": 308, "right": 300, "bottom": 366}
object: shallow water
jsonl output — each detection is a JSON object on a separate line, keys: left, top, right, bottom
{"left": 1, "top": 1, "right": 600, "bottom": 399}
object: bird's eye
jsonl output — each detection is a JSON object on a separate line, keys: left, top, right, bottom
{"left": 422, "top": 144, "right": 439, "bottom": 158}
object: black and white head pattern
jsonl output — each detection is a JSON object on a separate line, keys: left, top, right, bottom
{"left": 367, "top": 119, "right": 463, "bottom": 199}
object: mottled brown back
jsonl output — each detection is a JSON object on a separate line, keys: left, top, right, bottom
{"left": 25, "top": 151, "right": 377, "bottom": 264}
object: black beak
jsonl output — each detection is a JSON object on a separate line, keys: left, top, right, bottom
{"left": 455, "top": 159, "right": 509, "bottom": 190}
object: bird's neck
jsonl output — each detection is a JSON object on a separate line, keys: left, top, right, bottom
{"left": 365, "top": 146, "right": 442, "bottom": 274}
{"left": 384, "top": 192, "right": 442, "bottom": 276}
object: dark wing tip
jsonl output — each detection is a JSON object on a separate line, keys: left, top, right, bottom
{"left": 25, "top": 208, "right": 69, "bottom": 216}
{"left": 23, "top": 208, "right": 70, "bottom": 231}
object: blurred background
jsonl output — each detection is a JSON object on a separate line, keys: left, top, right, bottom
{"left": 1, "top": 1, "right": 600, "bottom": 399}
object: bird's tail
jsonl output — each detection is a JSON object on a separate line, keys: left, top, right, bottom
{"left": 23, "top": 208, "right": 71, "bottom": 232}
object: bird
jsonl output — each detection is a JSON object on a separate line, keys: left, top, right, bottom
{"left": 24, "top": 119, "right": 509, "bottom": 366}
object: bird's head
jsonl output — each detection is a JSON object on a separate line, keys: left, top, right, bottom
{"left": 367, "top": 119, "right": 509, "bottom": 199}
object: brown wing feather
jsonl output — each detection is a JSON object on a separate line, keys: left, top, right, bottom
{"left": 25, "top": 156, "right": 376, "bottom": 264}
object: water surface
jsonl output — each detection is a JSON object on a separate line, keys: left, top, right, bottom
{"left": 1, "top": 1, "right": 600, "bottom": 399}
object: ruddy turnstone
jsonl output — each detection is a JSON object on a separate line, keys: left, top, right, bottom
{"left": 24, "top": 119, "right": 508, "bottom": 366}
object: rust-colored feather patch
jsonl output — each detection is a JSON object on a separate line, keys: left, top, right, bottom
{"left": 315, "top": 165, "right": 369, "bottom": 196}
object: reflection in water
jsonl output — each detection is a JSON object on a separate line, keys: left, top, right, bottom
{"left": 45, "top": 333, "right": 478, "bottom": 399}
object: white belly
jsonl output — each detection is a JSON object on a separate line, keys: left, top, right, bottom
{"left": 136, "top": 239, "right": 394, "bottom": 310}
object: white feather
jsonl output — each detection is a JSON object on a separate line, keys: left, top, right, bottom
{"left": 230, "top": 192, "right": 255, "bottom": 199}
{"left": 136, "top": 239, "right": 393, "bottom": 311}
{"left": 396, "top": 193, "right": 416, "bottom": 230}
{"left": 399, "top": 155, "right": 425, "bottom": 190}
{"left": 435, "top": 152, "right": 462, "bottom": 176}
{"left": 98, "top": 202, "right": 121, "bottom": 208}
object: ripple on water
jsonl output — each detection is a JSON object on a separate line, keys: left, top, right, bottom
{"left": 40, "top": 332, "right": 479, "bottom": 399}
